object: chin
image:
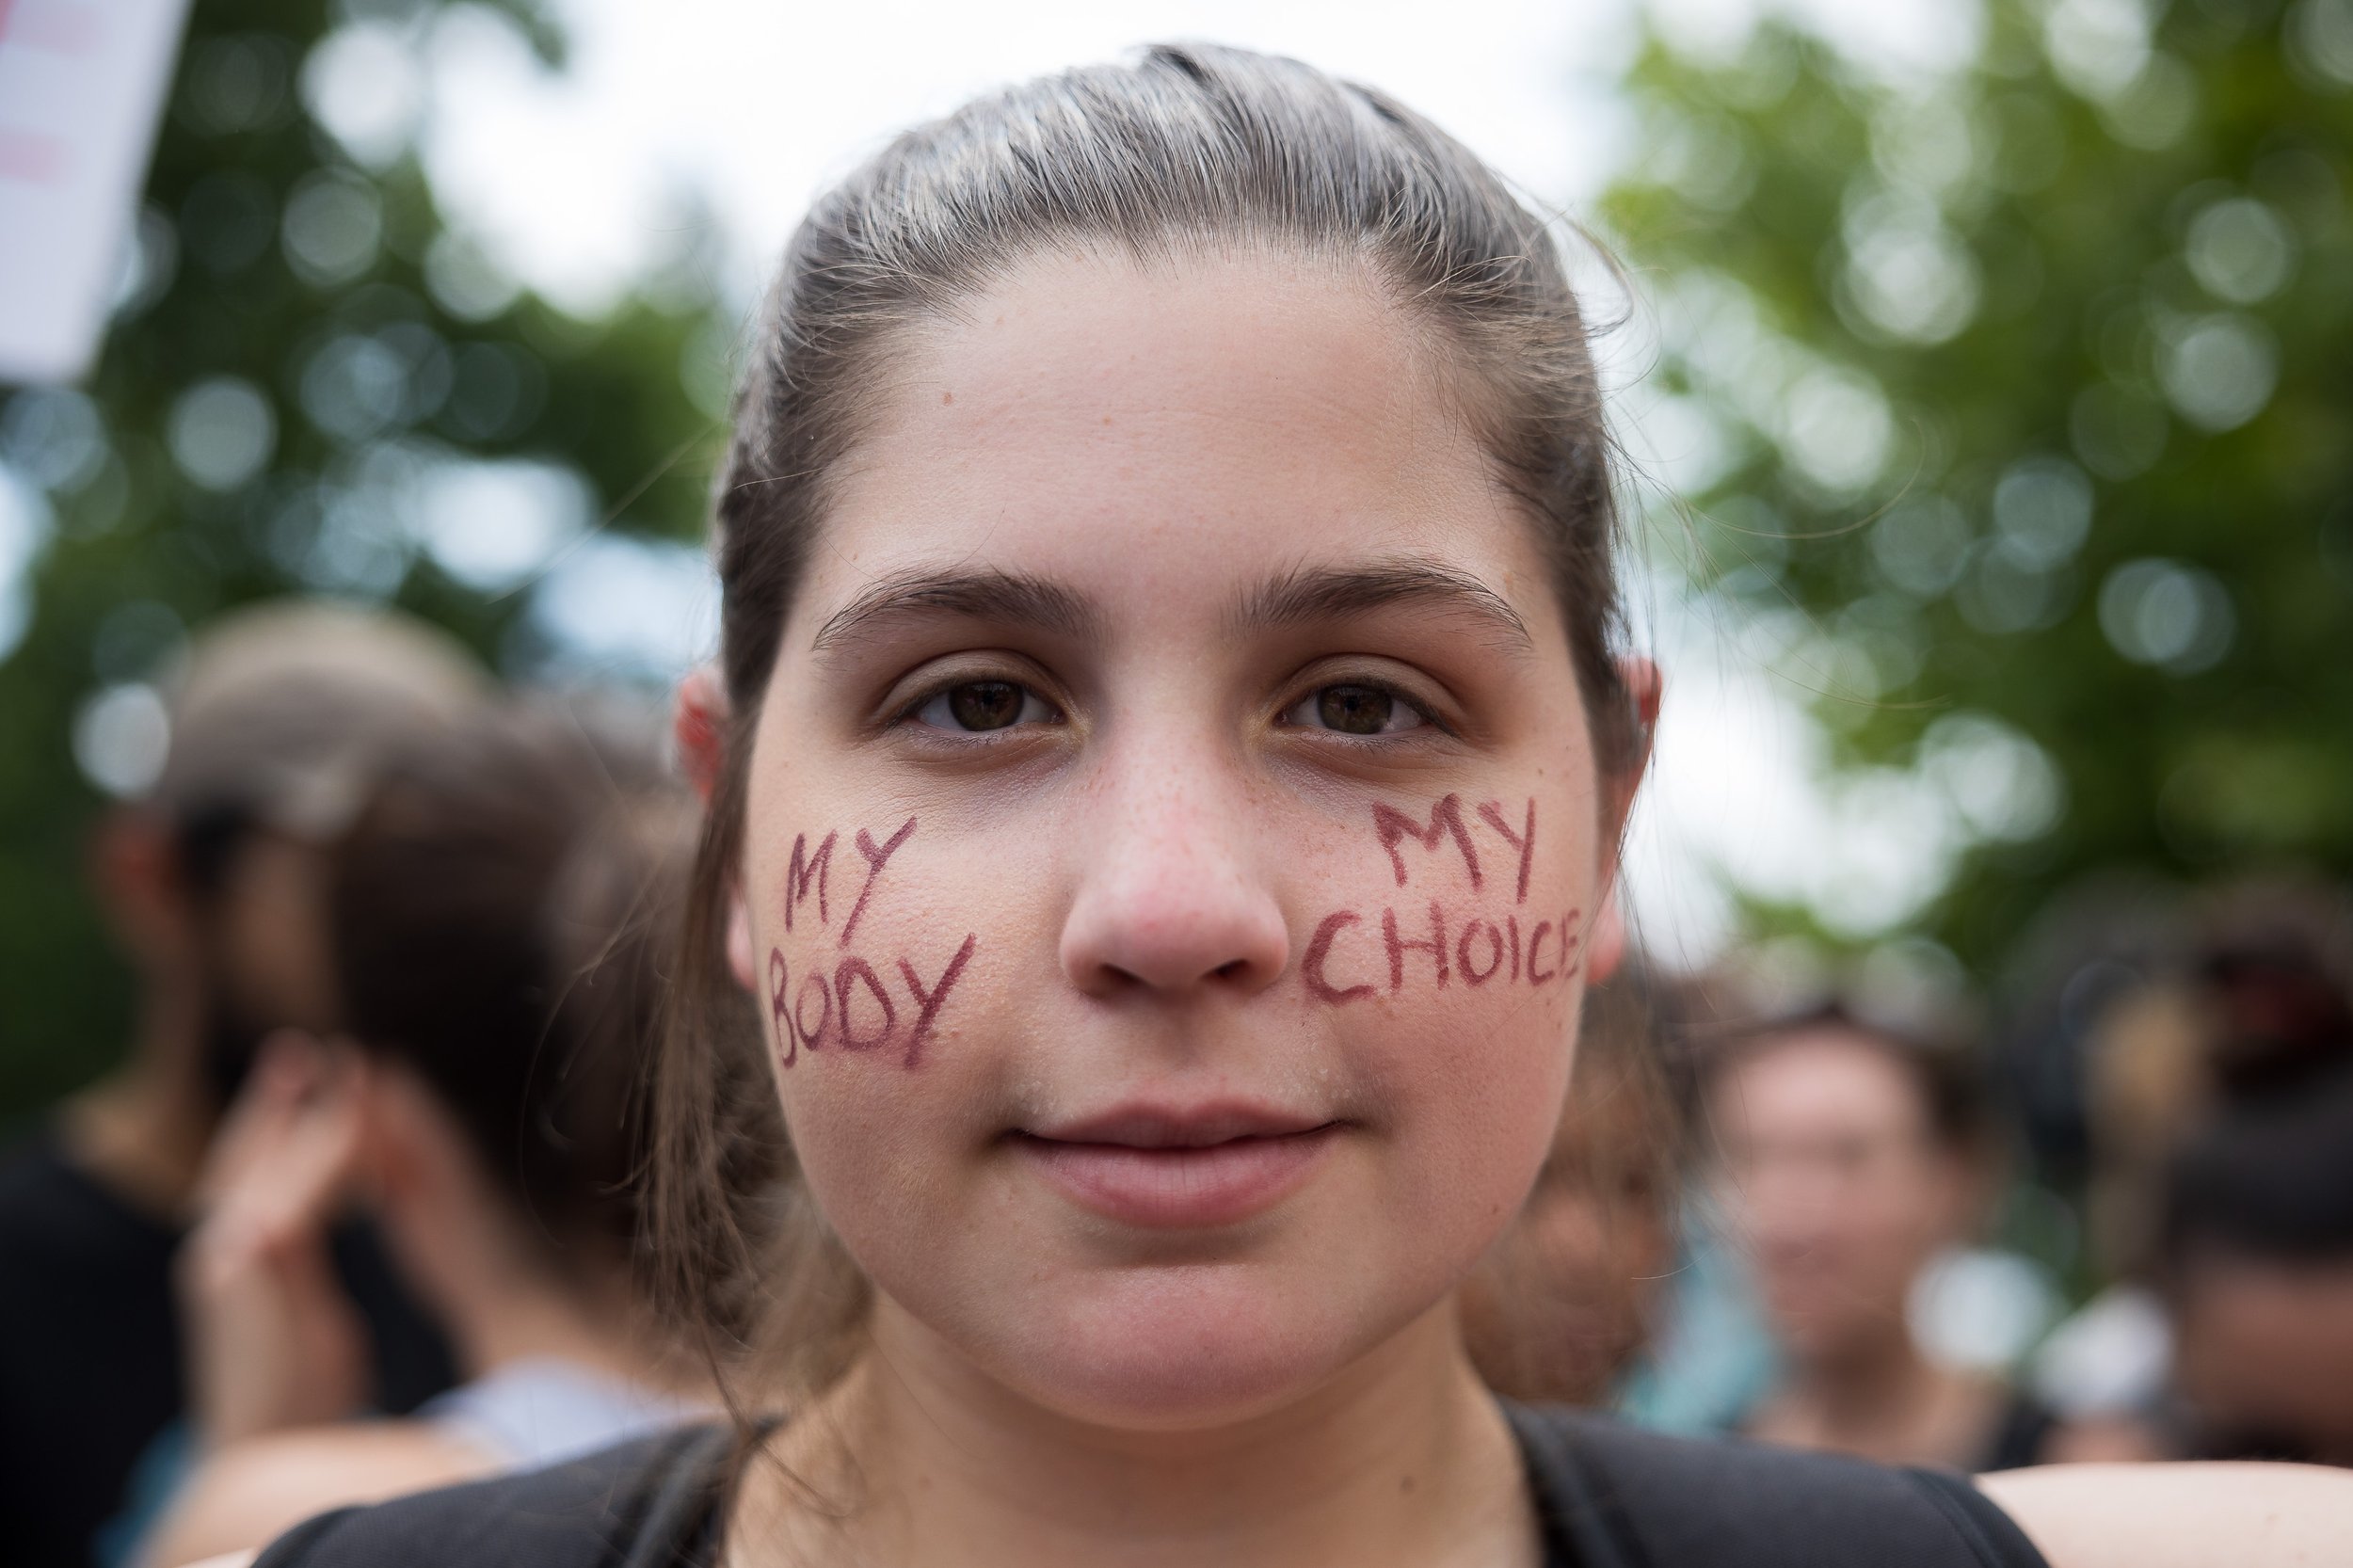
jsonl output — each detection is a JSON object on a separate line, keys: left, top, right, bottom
{"left": 985, "top": 1258, "right": 1407, "bottom": 1432}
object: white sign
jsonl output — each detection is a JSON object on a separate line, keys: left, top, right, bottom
{"left": 0, "top": 0, "right": 191, "bottom": 385}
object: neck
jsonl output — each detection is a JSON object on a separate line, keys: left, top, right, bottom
{"left": 1766, "top": 1320, "right": 1993, "bottom": 1468}
{"left": 1799, "top": 1321, "right": 1935, "bottom": 1423}
{"left": 449, "top": 1272, "right": 672, "bottom": 1390}
{"left": 736, "top": 1300, "right": 1536, "bottom": 1568}
{"left": 378, "top": 1166, "right": 678, "bottom": 1396}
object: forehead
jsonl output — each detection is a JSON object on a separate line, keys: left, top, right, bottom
{"left": 796, "top": 248, "right": 1554, "bottom": 637}
{"left": 1717, "top": 1031, "right": 1928, "bottom": 1133}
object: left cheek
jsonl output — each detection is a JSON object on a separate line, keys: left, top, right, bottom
{"left": 1352, "top": 966, "right": 1579, "bottom": 1250}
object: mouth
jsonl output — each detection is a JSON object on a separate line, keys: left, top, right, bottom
{"left": 1012, "top": 1104, "right": 1342, "bottom": 1229}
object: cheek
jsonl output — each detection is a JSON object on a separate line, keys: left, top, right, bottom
{"left": 741, "top": 820, "right": 1028, "bottom": 1265}
{"left": 741, "top": 802, "right": 1001, "bottom": 1080}
{"left": 1291, "top": 788, "right": 1599, "bottom": 1008}
{"left": 1288, "top": 788, "right": 1593, "bottom": 1251}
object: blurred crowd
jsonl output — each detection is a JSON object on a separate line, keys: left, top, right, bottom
{"left": 0, "top": 603, "right": 703, "bottom": 1566}
{"left": 1470, "top": 882, "right": 2353, "bottom": 1477}
{"left": 3, "top": 599, "right": 2351, "bottom": 1568}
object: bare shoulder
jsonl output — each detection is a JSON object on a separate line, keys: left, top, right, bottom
{"left": 1978, "top": 1462, "right": 2353, "bottom": 1568}
{"left": 140, "top": 1422, "right": 492, "bottom": 1568}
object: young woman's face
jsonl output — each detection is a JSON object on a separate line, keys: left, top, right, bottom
{"left": 731, "top": 249, "right": 1623, "bottom": 1429}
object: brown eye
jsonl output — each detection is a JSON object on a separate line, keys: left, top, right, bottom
{"left": 910, "top": 680, "right": 1056, "bottom": 733}
{"left": 950, "top": 681, "right": 1021, "bottom": 730}
{"left": 1282, "top": 681, "right": 1430, "bottom": 737}
{"left": 1317, "top": 684, "right": 1394, "bottom": 734}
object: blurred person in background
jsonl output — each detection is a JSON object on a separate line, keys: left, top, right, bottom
{"left": 0, "top": 602, "right": 481, "bottom": 1568}
{"left": 1462, "top": 965, "right": 1681, "bottom": 1407}
{"left": 2156, "top": 1064, "right": 2353, "bottom": 1466}
{"left": 139, "top": 703, "right": 704, "bottom": 1567}
{"left": 1704, "top": 1003, "right": 2061, "bottom": 1471}
{"left": 2029, "top": 879, "right": 2353, "bottom": 1456}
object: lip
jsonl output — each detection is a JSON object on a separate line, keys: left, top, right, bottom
{"left": 1015, "top": 1102, "right": 1340, "bottom": 1228}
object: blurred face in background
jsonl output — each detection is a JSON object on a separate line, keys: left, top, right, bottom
{"left": 203, "top": 830, "right": 341, "bottom": 1045}
{"left": 1709, "top": 1029, "right": 1970, "bottom": 1368}
{"left": 2173, "top": 1252, "right": 2353, "bottom": 1464}
{"left": 104, "top": 807, "right": 344, "bottom": 1106}
{"left": 1461, "top": 1049, "right": 1673, "bottom": 1405}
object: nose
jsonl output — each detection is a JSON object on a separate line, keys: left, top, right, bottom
{"left": 1057, "top": 742, "right": 1290, "bottom": 999}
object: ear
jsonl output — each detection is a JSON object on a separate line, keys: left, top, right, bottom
{"left": 88, "top": 808, "right": 194, "bottom": 966}
{"left": 1585, "top": 898, "right": 1631, "bottom": 986}
{"left": 675, "top": 665, "right": 761, "bottom": 995}
{"left": 1607, "top": 655, "right": 1661, "bottom": 849}
{"left": 673, "top": 663, "right": 729, "bottom": 808}
{"left": 1586, "top": 657, "right": 1660, "bottom": 989}
{"left": 725, "top": 892, "right": 758, "bottom": 995}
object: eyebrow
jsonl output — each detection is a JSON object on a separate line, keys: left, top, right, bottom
{"left": 1231, "top": 557, "right": 1533, "bottom": 655}
{"left": 809, "top": 568, "right": 1107, "bottom": 655}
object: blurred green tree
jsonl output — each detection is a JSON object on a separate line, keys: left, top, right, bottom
{"left": 0, "top": 0, "right": 728, "bottom": 1120}
{"left": 1601, "top": 0, "right": 2353, "bottom": 974}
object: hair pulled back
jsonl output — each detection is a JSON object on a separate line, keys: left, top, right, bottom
{"left": 335, "top": 704, "right": 685, "bottom": 1282}
{"left": 662, "top": 40, "right": 1635, "bottom": 1404}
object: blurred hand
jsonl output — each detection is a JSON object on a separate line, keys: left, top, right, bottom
{"left": 179, "top": 1032, "right": 375, "bottom": 1446}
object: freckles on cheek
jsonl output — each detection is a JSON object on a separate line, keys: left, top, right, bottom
{"left": 1301, "top": 792, "right": 1585, "bottom": 1009}
{"left": 756, "top": 812, "right": 981, "bottom": 1074}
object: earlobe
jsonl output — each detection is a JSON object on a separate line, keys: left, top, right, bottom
{"left": 89, "top": 808, "right": 191, "bottom": 961}
{"left": 1585, "top": 897, "right": 1629, "bottom": 985}
{"left": 1619, "top": 655, "right": 1662, "bottom": 791}
{"left": 725, "top": 891, "right": 758, "bottom": 994}
{"left": 674, "top": 664, "right": 729, "bottom": 808}
{"left": 1586, "top": 659, "right": 1657, "bottom": 989}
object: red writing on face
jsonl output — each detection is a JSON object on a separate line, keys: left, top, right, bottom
{"left": 1372, "top": 794, "right": 1481, "bottom": 890}
{"left": 1301, "top": 793, "right": 1566, "bottom": 1004}
{"left": 1372, "top": 794, "right": 1538, "bottom": 904}
{"left": 1303, "top": 911, "right": 1375, "bottom": 1004}
{"left": 1302, "top": 902, "right": 1582, "bottom": 1002}
{"left": 768, "top": 936, "right": 978, "bottom": 1070}
{"left": 766, "top": 814, "right": 978, "bottom": 1070}
{"left": 840, "top": 817, "right": 915, "bottom": 947}
{"left": 784, "top": 830, "right": 836, "bottom": 931}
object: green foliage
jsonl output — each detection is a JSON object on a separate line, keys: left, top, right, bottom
{"left": 1602, "top": 0, "right": 2353, "bottom": 972}
{"left": 0, "top": 0, "right": 725, "bottom": 1119}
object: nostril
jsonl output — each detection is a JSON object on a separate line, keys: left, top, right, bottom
{"left": 1212, "top": 959, "right": 1249, "bottom": 981}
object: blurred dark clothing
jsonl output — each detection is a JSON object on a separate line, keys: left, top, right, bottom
{"left": 1979, "top": 1389, "right": 2059, "bottom": 1472}
{"left": 0, "top": 1129, "right": 455, "bottom": 1568}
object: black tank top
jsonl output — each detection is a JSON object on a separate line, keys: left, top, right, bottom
{"left": 252, "top": 1404, "right": 2050, "bottom": 1568}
